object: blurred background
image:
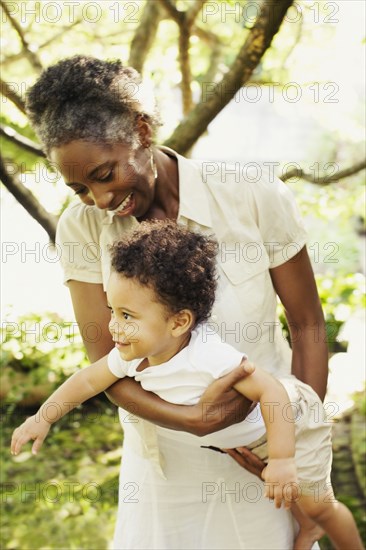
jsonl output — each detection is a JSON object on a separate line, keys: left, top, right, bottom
{"left": 1, "top": 1, "right": 365, "bottom": 548}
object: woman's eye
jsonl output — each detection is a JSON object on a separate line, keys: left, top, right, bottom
{"left": 74, "top": 188, "right": 87, "bottom": 195}
{"left": 98, "top": 170, "right": 113, "bottom": 182}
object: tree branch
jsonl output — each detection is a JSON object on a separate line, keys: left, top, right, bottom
{"left": 159, "top": 0, "right": 191, "bottom": 113}
{"left": 0, "top": 78, "right": 26, "bottom": 114}
{"left": 128, "top": 1, "right": 164, "bottom": 73}
{"left": 1, "top": 125, "right": 45, "bottom": 157}
{"left": 159, "top": 0, "right": 207, "bottom": 116}
{"left": 281, "top": 159, "right": 366, "bottom": 185}
{"left": 0, "top": 153, "right": 58, "bottom": 242}
{"left": 179, "top": 26, "right": 193, "bottom": 114}
{"left": 193, "top": 25, "right": 223, "bottom": 85}
{"left": 1, "top": 0, "right": 43, "bottom": 72}
{"left": 186, "top": 0, "right": 207, "bottom": 26}
{"left": 158, "top": 0, "right": 183, "bottom": 23}
{"left": 164, "top": 0, "right": 294, "bottom": 154}
{"left": 38, "top": 19, "right": 83, "bottom": 50}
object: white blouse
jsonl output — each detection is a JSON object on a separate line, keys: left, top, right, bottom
{"left": 56, "top": 146, "right": 307, "bottom": 376}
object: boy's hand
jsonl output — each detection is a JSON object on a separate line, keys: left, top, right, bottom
{"left": 261, "top": 457, "right": 298, "bottom": 509}
{"left": 11, "top": 415, "right": 51, "bottom": 456}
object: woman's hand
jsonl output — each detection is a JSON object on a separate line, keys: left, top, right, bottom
{"left": 192, "top": 359, "right": 256, "bottom": 436}
{"left": 222, "top": 446, "right": 266, "bottom": 479}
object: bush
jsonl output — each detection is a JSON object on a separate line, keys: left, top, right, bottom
{"left": 1, "top": 312, "right": 88, "bottom": 405}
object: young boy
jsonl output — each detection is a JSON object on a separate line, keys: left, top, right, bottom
{"left": 11, "top": 220, "right": 363, "bottom": 550}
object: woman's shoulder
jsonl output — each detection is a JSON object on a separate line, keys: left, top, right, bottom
{"left": 58, "top": 201, "right": 106, "bottom": 226}
{"left": 56, "top": 201, "right": 108, "bottom": 244}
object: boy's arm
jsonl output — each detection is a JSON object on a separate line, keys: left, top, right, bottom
{"left": 234, "top": 371, "right": 297, "bottom": 508}
{"left": 11, "top": 355, "right": 119, "bottom": 456}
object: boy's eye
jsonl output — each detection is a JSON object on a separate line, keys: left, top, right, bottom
{"left": 74, "top": 187, "right": 87, "bottom": 195}
{"left": 106, "top": 305, "right": 114, "bottom": 314}
{"left": 123, "top": 312, "right": 131, "bottom": 320}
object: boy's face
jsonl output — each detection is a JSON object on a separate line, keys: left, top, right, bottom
{"left": 107, "top": 272, "right": 179, "bottom": 366}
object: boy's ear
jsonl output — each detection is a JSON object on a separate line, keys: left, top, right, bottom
{"left": 171, "top": 309, "right": 195, "bottom": 336}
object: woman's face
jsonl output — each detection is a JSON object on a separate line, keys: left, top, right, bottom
{"left": 50, "top": 140, "right": 156, "bottom": 218}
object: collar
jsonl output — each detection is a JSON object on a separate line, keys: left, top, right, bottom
{"left": 159, "top": 146, "right": 212, "bottom": 229}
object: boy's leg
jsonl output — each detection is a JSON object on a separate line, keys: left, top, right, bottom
{"left": 297, "top": 488, "right": 364, "bottom": 550}
{"left": 291, "top": 503, "right": 324, "bottom": 550}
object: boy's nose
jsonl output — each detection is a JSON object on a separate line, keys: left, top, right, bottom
{"left": 109, "top": 319, "right": 124, "bottom": 341}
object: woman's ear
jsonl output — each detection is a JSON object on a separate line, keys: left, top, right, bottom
{"left": 170, "top": 309, "right": 195, "bottom": 337}
{"left": 136, "top": 115, "right": 153, "bottom": 148}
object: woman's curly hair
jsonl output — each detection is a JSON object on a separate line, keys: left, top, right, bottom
{"left": 25, "top": 55, "right": 161, "bottom": 153}
{"left": 110, "top": 220, "right": 218, "bottom": 325}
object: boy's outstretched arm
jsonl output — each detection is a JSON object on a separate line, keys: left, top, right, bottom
{"left": 233, "top": 371, "right": 297, "bottom": 509}
{"left": 11, "top": 355, "right": 118, "bottom": 456}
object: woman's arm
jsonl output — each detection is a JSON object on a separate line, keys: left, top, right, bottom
{"left": 69, "top": 280, "right": 254, "bottom": 436}
{"left": 270, "top": 246, "right": 328, "bottom": 401}
{"left": 68, "top": 281, "right": 115, "bottom": 362}
{"left": 225, "top": 246, "right": 328, "bottom": 476}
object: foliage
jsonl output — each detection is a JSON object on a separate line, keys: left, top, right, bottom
{"left": 0, "top": 402, "right": 122, "bottom": 550}
{"left": 351, "top": 392, "right": 366, "bottom": 498}
{"left": 291, "top": 175, "right": 365, "bottom": 275}
{"left": 279, "top": 271, "right": 365, "bottom": 353}
{"left": 1, "top": 311, "right": 88, "bottom": 404}
{"left": 278, "top": 170, "right": 366, "bottom": 353}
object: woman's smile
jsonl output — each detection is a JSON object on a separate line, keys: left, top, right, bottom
{"left": 109, "top": 192, "right": 135, "bottom": 216}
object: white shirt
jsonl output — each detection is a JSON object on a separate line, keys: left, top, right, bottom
{"left": 56, "top": 146, "right": 307, "bottom": 374}
{"left": 108, "top": 323, "right": 266, "bottom": 448}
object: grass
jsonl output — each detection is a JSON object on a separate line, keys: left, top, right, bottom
{"left": 1, "top": 397, "right": 122, "bottom": 550}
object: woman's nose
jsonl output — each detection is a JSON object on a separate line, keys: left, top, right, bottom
{"left": 90, "top": 189, "right": 114, "bottom": 210}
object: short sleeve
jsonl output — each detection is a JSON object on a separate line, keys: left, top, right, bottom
{"left": 245, "top": 170, "right": 308, "bottom": 268}
{"left": 56, "top": 202, "right": 104, "bottom": 285}
{"left": 107, "top": 347, "right": 128, "bottom": 378}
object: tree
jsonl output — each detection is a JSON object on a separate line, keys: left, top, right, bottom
{"left": 1, "top": 0, "right": 365, "bottom": 242}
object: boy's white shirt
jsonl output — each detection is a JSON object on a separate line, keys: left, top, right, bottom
{"left": 108, "top": 323, "right": 266, "bottom": 454}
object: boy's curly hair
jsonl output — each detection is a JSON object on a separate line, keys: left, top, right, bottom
{"left": 110, "top": 220, "right": 218, "bottom": 325}
{"left": 25, "top": 55, "right": 161, "bottom": 153}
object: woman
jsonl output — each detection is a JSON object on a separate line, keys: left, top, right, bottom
{"left": 25, "top": 55, "right": 328, "bottom": 549}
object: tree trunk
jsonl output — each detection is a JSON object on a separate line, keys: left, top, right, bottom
{"left": 0, "top": 154, "right": 58, "bottom": 242}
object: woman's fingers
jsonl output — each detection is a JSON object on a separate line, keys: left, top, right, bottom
{"left": 222, "top": 446, "right": 266, "bottom": 479}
